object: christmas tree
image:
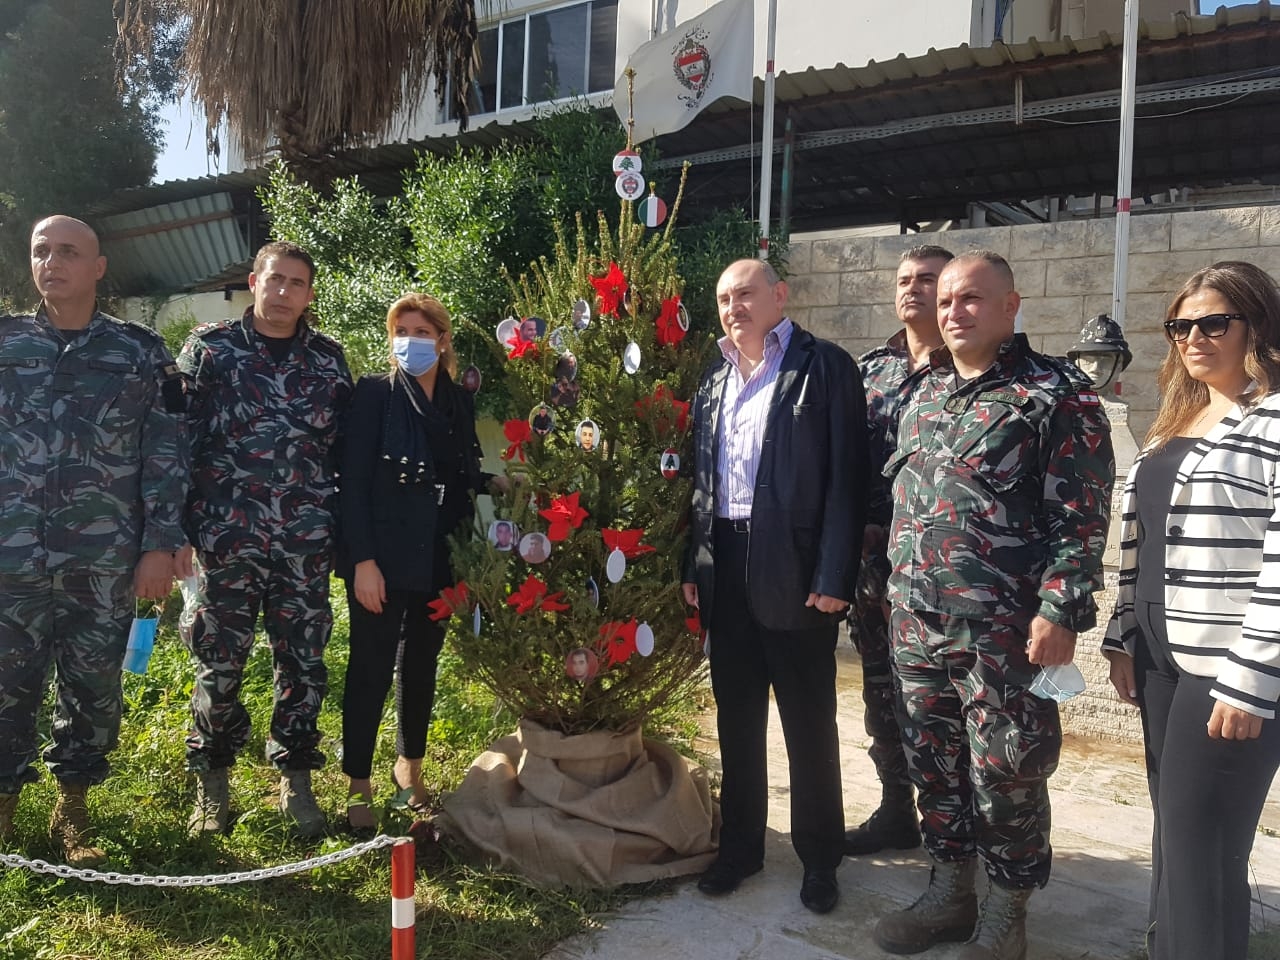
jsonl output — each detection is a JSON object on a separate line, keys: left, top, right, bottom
{"left": 439, "top": 165, "right": 711, "bottom": 736}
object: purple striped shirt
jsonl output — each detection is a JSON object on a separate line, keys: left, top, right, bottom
{"left": 715, "top": 318, "right": 794, "bottom": 519}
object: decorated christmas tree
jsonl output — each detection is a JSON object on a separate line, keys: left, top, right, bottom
{"left": 440, "top": 164, "right": 709, "bottom": 735}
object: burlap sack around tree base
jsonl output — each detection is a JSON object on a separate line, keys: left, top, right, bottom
{"left": 440, "top": 718, "right": 720, "bottom": 888}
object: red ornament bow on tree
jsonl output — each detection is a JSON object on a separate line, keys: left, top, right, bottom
{"left": 597, "top": 619, "right": 639, "bottom": 668}
{"left": 506, "top": 575, "right": 571, "bottom": 615}
{"left": 655, "top": 296, "right": 687, "bottom": 346}
{"left": 684, "top": 608, "right": 702, "bottom": 638}
{"left": 501, "top": 419, "right": 531, "bottom": 461}
{"left": 539, "top": 492, "right": 589, "bottom": 542}
{"left": 590, "top": 262, "right": 628, "bottom": 318}
{"left": 427, "top": 582, "right": 470, "bottom": 622}
{"left": 602, "top": 528, "right": 656, "bottom": 559}
{"left": 634, "top": 383, "right": 690, "bottom": 434}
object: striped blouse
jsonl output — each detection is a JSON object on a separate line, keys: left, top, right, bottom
{"left": 1102, "top": 390, "right": 1280, "bottom": 718}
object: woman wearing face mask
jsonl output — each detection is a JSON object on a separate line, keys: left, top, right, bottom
{"left": 337, "top": 293, "right": 495, "bottom": 829}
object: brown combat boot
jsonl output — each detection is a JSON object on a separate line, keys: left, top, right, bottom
{"left": 279, "top": 770, "right": 326, "bottom": 838}
{"left": 0, "top": 791, "right": 20, "bottom": 841}
{"left": 873, "top": 857, "right": 978, "bottom": 954}
{"left": 954, "top": 883, "right": 1031, "bottom": 960}
{"left": 188, "top": 768, "right": 231, "bottom": 835}
{"left": 50, "top": 782, "right": 107, "bottom": 868}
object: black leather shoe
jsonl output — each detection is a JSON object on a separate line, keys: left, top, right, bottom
{"left": 800, "top": 867, "right": 839, "bottom": 914}
{"left": 696, "top": 859, "right": 762, "bottom": 896}
{"left": 844, "top": 802, "right": 922, "bottom": 856}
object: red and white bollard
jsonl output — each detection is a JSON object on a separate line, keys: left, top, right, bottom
{"left": 391, "top": 838, "right": 415, "bottom": 960}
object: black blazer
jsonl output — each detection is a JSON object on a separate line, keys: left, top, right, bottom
{"left": 683, "top": 323, "right": 869, "bottom": 632}
{"left": 337, "top": 372, "right": 484, "bottom": 592}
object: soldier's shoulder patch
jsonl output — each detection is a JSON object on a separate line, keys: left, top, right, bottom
{"left": 1066, "top": 390, "right": 1102, "bottom": 407}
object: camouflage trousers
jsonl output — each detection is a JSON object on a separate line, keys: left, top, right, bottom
{"left": 891, "top": 607, "right": 1061, "bottom": 889}
{"left": 0, "top": 573, "right": 134, "bottom": 792}
{"left": 185, "top": 551, "right": 333, "bottom": 772}
{"left": 850, "top": 596, "right": 912, "bottom": 792}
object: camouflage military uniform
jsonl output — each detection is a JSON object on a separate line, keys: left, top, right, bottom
{"left": 178, "top": 308, "right": 352, "bottom": 772}
{"left": 853, "top": 331, "right": 935, "bottom": 793}
{"left": 885, "top": 333, "right": 1114, "bottom": 889}
{"left": 0, "top": 308, "right": 188, "bottom": 790}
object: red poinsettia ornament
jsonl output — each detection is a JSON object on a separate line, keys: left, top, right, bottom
{"left": 427, "top": 582, "right": 470, "bottom": 622}
{"left": 590, "top": 261, "right": 628, "bottom": 318}
{"left": 539, "top": 492, "right": 589, "bottom": 542}
{"left": 601, "top": 528, "right": 656, "bottom": 559}
{"left": 597, "top": 619, "right": 639, "bottom": 668}
{"left": 634, "top": 383, "right": 690, "bottom": 434}
{"left": 506, "top": 335, "right": 538, "bottom": 361}
{"left": 506, "top": 575, "right": 571, "bottom": 615}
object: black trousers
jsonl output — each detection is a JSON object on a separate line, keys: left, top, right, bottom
{"left": 340, "top": 585, "right": 445, "bottom": 780}
{"left": 1135, "top": 598, "right": 1280, "bottom": 960}
{"left": 708, "top": 521, "right": 845, "bottom": 872}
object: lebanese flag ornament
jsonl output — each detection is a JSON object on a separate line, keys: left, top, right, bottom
{"left": 638, "top": 194, "right": 668, "bottom": 228}
{"left": 612, "top": 149, "right": 642, "bottom": 176}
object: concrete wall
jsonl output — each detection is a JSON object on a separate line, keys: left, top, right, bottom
{"left": 786, "top": 202, "right": 1280, "bottom": 743}
{"left": 118, "top": 290, "right": 253, "bottom": 334}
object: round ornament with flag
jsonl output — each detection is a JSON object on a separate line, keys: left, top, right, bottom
{"left": 638, "top": 193, "right": 668, "bottom": 228}
{"left": 612, "top": 149, "right": 642, "bottom": 176}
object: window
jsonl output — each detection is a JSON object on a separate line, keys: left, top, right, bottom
{"left": 446, "top": 0, "right": 618, "bottom": 120}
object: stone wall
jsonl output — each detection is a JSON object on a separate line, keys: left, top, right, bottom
{"left": 785, "top": 204, "right": 1280, "bottom": 444}
{"left": 785, "top": 203, "right": 1280, "bottom": 744}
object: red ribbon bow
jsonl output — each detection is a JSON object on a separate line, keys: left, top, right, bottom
{"left": 506, "top": 575, "right": 571, "bottom": 615}
{"left": 597, "top": 619, "right": 639, "bottom": 668}
{"left": 602, "top": 528, "right": 655, "bottom": 559}
{"left": 590, "top": 262, "right": 628, "bottom": 318}
{"left": 502, "top": 419, "right": 531, "bottom": 461}
{"left": 427, "top": 582, "right": 470, "bottom": 622}
{"left": 655, "top": 296, "right": 687, "bottom": 346}
{"left": 539, "top": 492, "right": 589, "bottom": 542}
{"left": 684, "top": 608, "right": 702, "bottom": 637}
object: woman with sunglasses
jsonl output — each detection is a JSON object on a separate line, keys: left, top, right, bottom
{"left": 1103, "top": 261, "right": 1280, "bottom": 960}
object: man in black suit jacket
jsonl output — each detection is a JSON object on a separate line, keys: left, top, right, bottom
{"left": 682, "top": 258, "right": 868, "bottom": 914}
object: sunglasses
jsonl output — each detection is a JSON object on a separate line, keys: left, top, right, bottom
{"left": 1163, "top": 313, "right": 1244, "bottom": 342}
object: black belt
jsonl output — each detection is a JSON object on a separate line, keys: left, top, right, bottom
{"left": 714, "top": 517, "right": 751, "bottom": 534}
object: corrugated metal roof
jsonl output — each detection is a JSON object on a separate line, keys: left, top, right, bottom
{"left": 88, "top": 1, "right": 1280, "bottom": 283}
{"left": 97, "top": 193, "right": 251, "bottom": 297}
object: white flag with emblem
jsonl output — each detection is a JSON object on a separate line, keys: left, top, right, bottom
{"left": 615, "top": 0, "right": 755, "bottom": 144}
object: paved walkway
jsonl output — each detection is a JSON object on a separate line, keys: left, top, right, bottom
{"left": 547, "top": 645, "right": 1280, "bottom": 960}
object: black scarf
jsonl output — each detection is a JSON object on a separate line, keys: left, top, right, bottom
{"left": 381, "top": 367, "right": 449, "bottom": 485}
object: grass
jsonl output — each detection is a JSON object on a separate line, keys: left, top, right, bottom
{"left": 0, "top": 580, "right": 684, "bottom": 959}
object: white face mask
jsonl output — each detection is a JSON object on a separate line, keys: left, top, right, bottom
{"left": 393, "top": 336, "right": 438, "bottom": 376}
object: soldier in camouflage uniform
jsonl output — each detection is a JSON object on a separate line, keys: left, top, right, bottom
{"left": 176, "top": 241, "right": 352, "bottom": 838}
{"left": 0, "top": 216, "right": 188, "bottom": 866}
{"left": 873, "top": 252, "right": 1114, "bottom": 960}
{"left": 846, "top": 244, "right": 952, "bottom": 857}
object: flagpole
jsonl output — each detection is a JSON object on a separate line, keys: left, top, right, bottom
{"left": 756, "top": 0, "right": 778, "bottom": 260}
{"left": 1111, "top": 0, "right": 1138, "bottom": 336}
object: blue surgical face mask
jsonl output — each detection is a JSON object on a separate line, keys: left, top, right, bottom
{"left": 393, "top": 336, "right": 438, "bottom": 376}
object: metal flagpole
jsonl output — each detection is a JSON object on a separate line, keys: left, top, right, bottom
{"left": 1111, "top": 0, "right": 1139, "bottom": 335}
{"left": 757, "top": 0, "right": 778, "bottom": 259}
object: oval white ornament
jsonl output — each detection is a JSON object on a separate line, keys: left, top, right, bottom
{"left": 606, "top": 547, "right": 627, "bottom": 583}
{"left": 496, "top": 316, "right": 518, "bottom": 345}
{"left": 623, "top": 341, "right": 641, "bottom": 375}
{"left": 635, "top": 622, "right": 655, "bottom": 657}
{"left": 472, "top": 604, "right": 482, "bottom": 636}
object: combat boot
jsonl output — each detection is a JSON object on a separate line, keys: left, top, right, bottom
{"left": 873, "top": 857, "right": 978, "bottom": 954}
{"left": 188, "top": 768, "right": 231, "bottom": 835}
{"left": 0, "top": 791, "right": 20, "bottom": 841}
{"left": 954, "top": 883, "right": 1031, "bottom": 960}
{"left": 279, "top": 770, "right": 326, "bottom": 838}
{"left": 845, "top": 785, "right": 921, "bottom": 856}
{"left": 49, "top": 782, "right": 106, "bottom": 868}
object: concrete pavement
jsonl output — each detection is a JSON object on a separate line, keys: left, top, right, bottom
{"left": 546, "top": 644, "right": 1280, "bottom": 960}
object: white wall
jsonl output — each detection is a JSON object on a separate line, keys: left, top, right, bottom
{"left": 119, "top": 290, "right": 253, "bottom": 334}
